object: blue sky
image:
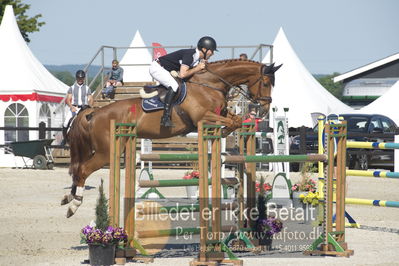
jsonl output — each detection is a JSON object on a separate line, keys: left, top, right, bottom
{"left": 23, "top": 0, "right": 399, "bottom": 74}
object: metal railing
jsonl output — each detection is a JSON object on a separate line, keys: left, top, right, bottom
{"left": 83, "top": 44, "right": 273, "bottom": 91}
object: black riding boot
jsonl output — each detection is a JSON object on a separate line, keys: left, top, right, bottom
{"left": 61, "top": 126, "right": 68, "bottom": 146}
{"left": 161, "top": 89, "right": 176, "bottom": 127}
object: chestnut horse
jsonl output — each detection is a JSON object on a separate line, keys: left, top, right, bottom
{"left": 62, "top": 59, "right": 281, "bottom": 217}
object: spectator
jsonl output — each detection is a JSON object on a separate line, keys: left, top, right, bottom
{"left": 243, "top": 108, "right": 263, "bottom": 131}
{"left": 102, "top": 59, "right": 124, "bottom": 99}
{"left": 239, "top": 53, "right": 248, "bottom": 60}
{"left": 62, "top": 70, "right": 93, "bottom": 146}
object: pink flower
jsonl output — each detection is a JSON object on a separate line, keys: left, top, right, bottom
{"left": 191, "top": 171, "right": 200, "bottom": 178}
{"left": 183, "top": 174, "right": 192, "bottom": 180}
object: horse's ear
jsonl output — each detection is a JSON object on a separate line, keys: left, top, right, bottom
{"left": 263, "top": 63, "right": 275, "bottom": 74}
{"left": 273, "top": 64, "right": 283, "bottom": 73}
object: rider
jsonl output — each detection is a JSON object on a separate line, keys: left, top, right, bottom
{"left": 61, "top": 70, "right": 93, "bottom": 146}
{"left": 149, "top": 36, "right": 217, "bottom": 127}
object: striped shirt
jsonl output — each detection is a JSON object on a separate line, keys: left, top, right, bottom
{"left": 67, "top": 82, "right": 92, "bottom": 106}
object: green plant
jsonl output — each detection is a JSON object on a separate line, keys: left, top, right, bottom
{"left": 0, "top": 0, "right": 45, "bottom": 43}
{"left": 80, "top": 179, "right": 128, "bottom": 247}
{"left": 95, "top": 179, "right": 110, "bottom": 231}
{"left": 257, "top": 176, "right": 267, "bottom": 220}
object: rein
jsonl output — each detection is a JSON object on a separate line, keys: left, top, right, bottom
{"left": 198, "top": 65, "right": 272, "bottom": 104}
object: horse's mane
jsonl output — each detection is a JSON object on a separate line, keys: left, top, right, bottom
{"left": 207, "top": 59, "right": 262, "bottom": 66}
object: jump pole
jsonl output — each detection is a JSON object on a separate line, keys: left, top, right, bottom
{"left": 346, "top": 170, "right": 399, "bottom": 179}
{"left": 136, "top": 202, "right": 237, "bottom": 215}
{"left": 137, "top": 225, "right": 238, "bottom": 238}
{"left": 347, "top": 141, "right": 399, "bottom": 149}
{"left": 138, "top": 178, "right": 238, "bottom": 187}
{"left": 345, "top": 198, "right": 399, "bottom": 208}
{"left": 222, "top": 154, "right": 327, "bottom": 163}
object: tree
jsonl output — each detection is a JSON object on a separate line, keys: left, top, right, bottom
{"left": 51, "top": 71, "right": 75, "bottom": 86}
{"left": 316, "top": 72, "right": 344, "bottom": 100}
{"left": 0, "top": 0, "right": 45, "bottom": 43}
{"left": 95, "top": 179, "right": 110, "bottom": 231}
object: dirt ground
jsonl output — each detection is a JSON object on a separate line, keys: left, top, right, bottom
{"left": 0, "top": 167, "right": 398, "bottom": 266}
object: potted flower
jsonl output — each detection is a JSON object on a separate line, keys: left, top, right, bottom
{"left": 255, "top": 182, "right": 272, "bottom": 193}
{"left": 292, "top": 162, "right": 317, "bottom": 208}
{"left": 80, "top": 179, "right": 128, "bottom": 266}
{"left": 256, "top": 216, "right": 283, "bottom": 248}
{"left": 81, "top": 225, "right": 128, "bottom": 265}
{"left": 183, "top": 170, "right": 199, "bottom": 199}
{"left": 255, "top": 180, "right": 272, "bottom": 201}
{"left": 256, "top": 176, "right": 283, "bottom": 249}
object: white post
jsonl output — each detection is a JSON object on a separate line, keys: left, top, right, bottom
{"left": 272, "top": 107, "right": 290, "bottom": 178}
{"left": 272, "top": 107, "right": 279, "bottom": 175}
{"left": 395, "top": 135, "right": 399, "bottom": 173}
{"left": 283, "top": 108, "right": 290, "bottom": 179}
{"left": 221, "top": 137, "right": 226, "bottom": 179}
{"left": 141, "top": 139, "right": 152, "bottom": 173}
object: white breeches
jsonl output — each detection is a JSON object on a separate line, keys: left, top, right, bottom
{"left": 63, "top": 107, "right": 81, "bottom": 127}
{"left": 149, "top": 61, "right": 179, "bottom": 92}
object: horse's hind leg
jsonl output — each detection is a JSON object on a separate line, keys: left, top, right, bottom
{"left": 65, "top": 152, "right": 109, "bottom": 218}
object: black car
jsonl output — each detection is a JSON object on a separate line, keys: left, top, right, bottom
{"left": 290, "top": 114, "right": 398, "bottom": 170}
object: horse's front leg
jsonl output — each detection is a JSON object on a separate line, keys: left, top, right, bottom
{"left": 202, "top": 111, "right": 242, "bottom": 137}
{"left": 221, "top": 112, "right": 242, "bottom": 137}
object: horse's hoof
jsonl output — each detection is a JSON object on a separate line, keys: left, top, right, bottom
{"left": 66, "top": 199, "right": 82, "bottom": 218}
{"left": 61, "top": 194, "right": 73, "bottom": 205}
{"left": 66, "top": 208, "right": 75, "bottom": 218}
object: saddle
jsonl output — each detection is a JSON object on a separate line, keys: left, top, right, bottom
{"left": 143, "top": 84, "right": 181, "bottom": 103}
{"left": 141, "top": 78, "right": 187, "bottom": 112}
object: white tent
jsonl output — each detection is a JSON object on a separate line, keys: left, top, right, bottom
{"left": 360, "top": 80, "right": 399, "bottom": 125}
{"left": 0, "top": 5, "right": 68, "bottom": 167}
{"left": 263, "top": 28, "right": 353, "bottom": 127}
{"left": 119, "top": 30, "right": 153, "bottom": 82}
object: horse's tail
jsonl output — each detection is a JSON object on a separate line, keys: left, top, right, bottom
{"left": 68, "top": 110, "right": 93, "bottom": 180}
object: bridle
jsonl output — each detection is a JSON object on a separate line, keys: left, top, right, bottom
{"left": 189, "top": 65, "right": 273, "bottom": 105}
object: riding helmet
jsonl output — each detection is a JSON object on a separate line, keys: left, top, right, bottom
{"left": 197, "top": 36, "right": 218, "bottom": 52}
{"left": 75, "top": 70, "right": 86, "bottom": 79}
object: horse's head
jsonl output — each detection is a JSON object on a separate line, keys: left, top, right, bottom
{"left": 247, "top": 62, "right": 282, "bottom": 116}
{"left": 194, "top": 59, "right": 282, "bottom": 116}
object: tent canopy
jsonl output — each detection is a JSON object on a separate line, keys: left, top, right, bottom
{"left": 360, "top": 80, "right": 399, "bottom": 125}
{"left": 119, "top": 30, "right": 153, "bottom": 82}
{"left": 263, "top": 28, "right": 353, "bottom": 127}
{"left": 0, "top": 5, "right": 67, "bottom": 103}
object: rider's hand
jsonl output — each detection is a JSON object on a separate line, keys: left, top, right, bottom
{"left": 197, "top": 60, "right": 206, "bottom": 70}
{"left": 70, "top": 106, "right": 77, "bottom": 113}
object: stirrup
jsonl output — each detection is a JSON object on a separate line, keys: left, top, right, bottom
{"left": 161, "top": 115, "right": 174, "bottom": 127}
{"left": 60, "top": 138, "right": 67, "bottom": 147}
